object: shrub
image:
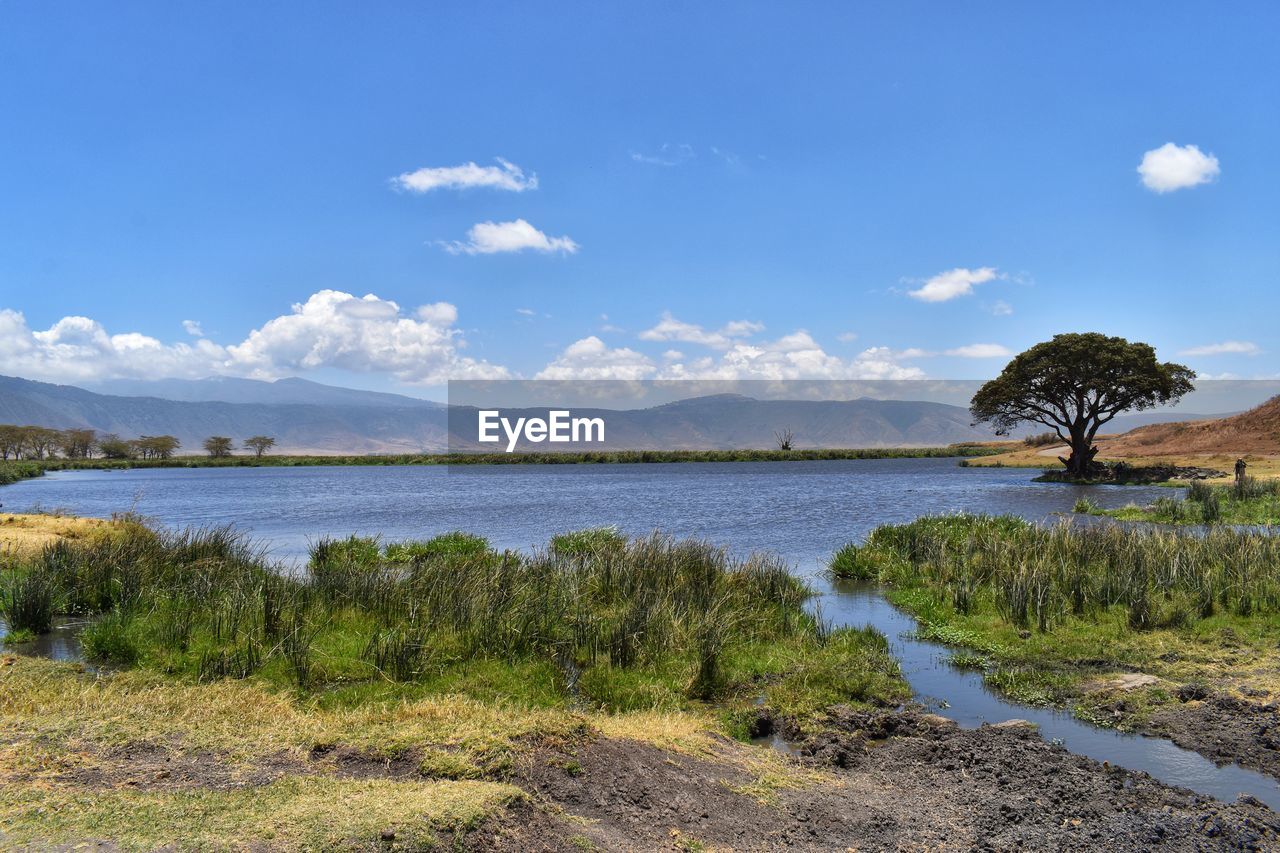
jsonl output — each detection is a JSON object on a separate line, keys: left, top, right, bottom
{"left": 549, "top": 527, "right": 626, "bottom": 558}
{"left": 828, "top": 543, "right": 880, "bottom": 580}
{"left": 80, "top": 610, "right": 140, "bottom": 664}
{"left": 384, "top": 531, "right": 490, "bottom": 564}
{"left": 0, "top": 567, "right": 56, "bottom": 634}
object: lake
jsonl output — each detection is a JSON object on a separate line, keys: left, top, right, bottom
{"left": 0, "top": 458, "right": 1165, "bottom": 568}
{"left": 12, "top": 458, "right": 1279, "bottom": 807}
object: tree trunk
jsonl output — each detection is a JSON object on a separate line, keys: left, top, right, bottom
{"left": 1060, "top": 432, "right": 1098, "bottom": 479}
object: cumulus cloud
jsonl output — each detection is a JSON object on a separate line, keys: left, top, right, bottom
{"left": 0, "top": 290, "right": 507, "bottom": 386}
{"left": 535, "top": 336, "right": 657, "bottom": 380}
{"left": 392, "top": 158, "right": 537, "bottom": 193}
{"left": 538, "top": 332, "right": 926, "bottom": 381}
{"left": 637, "top": 312, "right": 764, "bottom": 349}
{"left": 182, "top": 320, "right": 204, "bottom": 337}
{"left": 907, "top": 267, "right": 999, "bottom": 302}
{"left": 1180, "top": 340, "right": 1261, "bottom": 357}
{"left": 442, "top": 219, "right": 579, "bottom": 255}
{"left": 1138, "top": 143, "right": 1220, "bottom": 193}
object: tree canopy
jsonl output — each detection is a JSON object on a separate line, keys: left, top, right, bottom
{"left": 971, "top": 333, "right": 1195, "bottom": 477}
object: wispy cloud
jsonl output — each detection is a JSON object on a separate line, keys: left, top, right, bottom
{"left": 837, "top": 331, "right": 858, "bottom": 343}
{"left": 631, "top": 143, "right": 695, "bottom": 167}
{"left": 392, "top": 158, "right": 537, "bottom": 193}
{"left": 1138, "top": 143, "right": 1220, "bottom": 193}
{"left": 987, "top": 300, "right": 1013, "bottom": 317}
{"left": 943, "top": 343, "right": 1013, "bottom": 359}
{"left": 907, "top": 267, "right": 1000, "bottom": 303}
{"left": 181, "top": 320, "right": 204, "bottom": 337}
{"left": 1180, "top": 340, "right": 1260, "bottom": 357}
{"left": 442, "top": 219, "right": 579, "bottom": 255}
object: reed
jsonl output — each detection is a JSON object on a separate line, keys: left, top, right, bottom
{"left": 3, "top": 519, "right": 883, "bottom": 711}
{"left": 851, "top": 514, "right": 1280, "bottom": 631}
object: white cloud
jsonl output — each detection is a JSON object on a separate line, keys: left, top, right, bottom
{"left": 0, "top": 290, "right": 507, "bottom": 386}
{"left": 535, "top": 336, "right": 657, "bottom": 380}
{"left": 392, "top": 158, "right": 537, "bottom": 193}
{"left": 637, "top": 312, "right": 764, "bottom": 349}
{"left": 836, "top": 331, "right": 858, "bottom": 343}
{"left": 181, "top": 320, "right": 204, "bottom": 337}
{"left": 538, "top": 331, "right": 926, "bottom": 381}
{"left": 442, "top": 219, "right": 579, "bottom": 255}
{"left": 1180, "top": 340, "right": 1261, "bottom": 357}
{"left": 516, "top": 308, "right": 536, "bottom": 316}
{"left": 907, "top": 267, "right": 999, "bottom": 303}
{"left": 1138, "top": 143, "right": 1220, "bottom": 193}
{"left": 631, "top": 144, "right": 695, "bottom": 166}
{"left": 943, "top": 343, "right": 1014, "bottom": 359}
{"left": 988, "top": 300, "right": 1013, "bottom": 317}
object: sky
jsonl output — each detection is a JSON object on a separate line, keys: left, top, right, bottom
{"left": 1, "top": 2, "right": 1277, "bottom": 399}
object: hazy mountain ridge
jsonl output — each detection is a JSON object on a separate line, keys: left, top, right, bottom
{"left": 0, "top": 375, "right": 1229, "bottom": 455}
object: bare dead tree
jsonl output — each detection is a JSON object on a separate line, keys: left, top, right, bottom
{"left": 774, "top": 427, "right": 795, "bottom": 451}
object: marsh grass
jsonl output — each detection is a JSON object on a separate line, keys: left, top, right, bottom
{"left": 1099, "top": 476, "right": 1280, "bottom": 526}
{"left": 0, "top": 520, "right": 900, "bottom": 716}
{"left": 859, "top": 514, "right": 1280, "bottom": 628}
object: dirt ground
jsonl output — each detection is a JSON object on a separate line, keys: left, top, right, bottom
{"left": 8, "top": 705, "right": 1279, "bottom": 849}
{"left": 490, "top": 710, "right": 1279, "bottom": 851}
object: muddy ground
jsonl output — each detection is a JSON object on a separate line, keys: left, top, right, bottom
{"left": 1085, "top": 681, "right": 1280, "bottom": 783}
{"left": 489, "top": 710, "right": 1279, "bottom": 851}
{"left": 1147, "top": 691, "right": 1280, "bottom": 781}
{"left": 22, "top": 708, "right": 1280, "bottom": 851}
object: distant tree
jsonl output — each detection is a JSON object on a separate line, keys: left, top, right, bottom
{"left": 774, "top": 427, "right": 795, "bottom": 451}
{"left": 242, "top": 435, "right": 277, "bottom": 458}
{"left": 203, "top": 436, "right": 234, "bottom": 458}
{"left": 22, "top": 426, "right": 63, "bottom": 460}
{"left": 0, "top": 425, "right": 22, "bottom": 460}
{"left": 97, "top": 434, "right": 136, "bottom": 460}
{"left": 971, "top": 333, "right": 1195, "bottom": 479}
{"left": 59, "top": 428, "right": 97, "bottom": 459}
{"left": 136, "top": 435, "right": 181, "bottom": 460}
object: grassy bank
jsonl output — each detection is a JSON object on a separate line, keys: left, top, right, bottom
{"left": 0, "top": 444, "right": 1002, "bottom": 480}
{"left": 1076, "top": 477, "right": 1280, "bottom": 526}
{"left": 0, "top": 520, "right": 903, "bottom": 847}
{"left": 963, "top": 446, "right": 1280, "bottom": 481}
{"left": 831, "top": 515, "right": 1280, "bottom": 722}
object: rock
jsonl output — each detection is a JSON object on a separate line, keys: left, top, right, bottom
{"left": 990, "top": 719, "right": 1037, "bottom": 730}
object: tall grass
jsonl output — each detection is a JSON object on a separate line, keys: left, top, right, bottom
{"left": 850, "top": 514, "right": 1280, "bottom": 632}
{"left": 2, "top": 520, "right": 829, "bottom": 706}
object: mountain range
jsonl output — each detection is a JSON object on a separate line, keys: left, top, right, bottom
{"left": 0, "top": 375, "right": 1230, "bottom": 455}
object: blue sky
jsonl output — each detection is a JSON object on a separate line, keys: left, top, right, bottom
{"left": 1, "top": 2, "right": 1277, "bottom": 397}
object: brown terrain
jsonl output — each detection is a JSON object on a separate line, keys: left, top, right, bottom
{"left": 968, "top": 396, "right": 1280, "bottom": 477}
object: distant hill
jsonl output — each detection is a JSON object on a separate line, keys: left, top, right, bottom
{"left": 0, "top": 376, "right": 448, "bottom": 454}
{"left": 1100, "top": 396, "right": 1280, "bottom": 456}
{"left": 86, "top": 377, "right": 441, "bottom": 409}
{"left": 0, "top": 374, "right": 1239, "bottom": 455}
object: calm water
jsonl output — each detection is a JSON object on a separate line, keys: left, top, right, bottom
{"left": 1, "top": 458, "right": 1164, "bottom": 565}
{"left": 4, "top": 459, "right": 1278, "bottom": 807}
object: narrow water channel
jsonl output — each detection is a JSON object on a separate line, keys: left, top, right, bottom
{"left": 805, "top": 577, "right": 1280, "bottom": 810}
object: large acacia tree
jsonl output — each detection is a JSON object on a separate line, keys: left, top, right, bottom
{"left": 971, "top": 333, "right": 1195, "bottom": 478}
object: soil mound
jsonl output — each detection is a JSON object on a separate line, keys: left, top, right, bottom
{"left": 1102, "top": 396, "right": 1280, "bottom": 457}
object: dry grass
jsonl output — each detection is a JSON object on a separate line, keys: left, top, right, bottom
{"left": 0, "top": 776, "right": 524, "bottom": 850}
{"left": 0, "top": 656, "right": 832, "bottom": 848}
{"left": 0, "top": 513, "right": 115, "bottom": 557}
{"left": 965, "top": 448, "right": 1280, "bottom": 480}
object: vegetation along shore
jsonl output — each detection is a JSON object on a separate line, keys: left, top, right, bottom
{"left": 4, "top": 516, "right": 1276, "bottom": 848}
{"left": 831, "top": 514, "right": 1280, "bottom": 780}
